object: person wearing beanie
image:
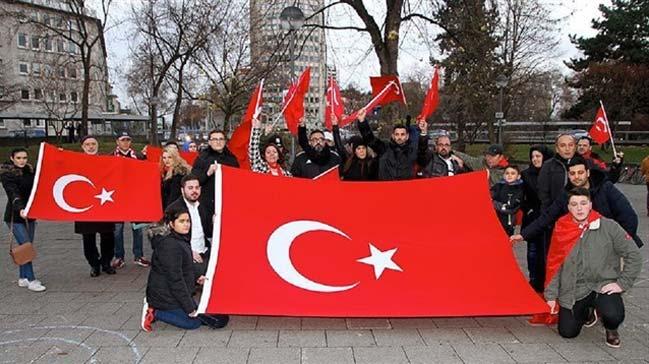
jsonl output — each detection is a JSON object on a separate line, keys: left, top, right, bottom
{"left": 330, "top": 113, "right": 377, "bottom": 181}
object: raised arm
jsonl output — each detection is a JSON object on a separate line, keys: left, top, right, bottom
{"left": 248, "top": 118, "right": 266, "bottom": 173}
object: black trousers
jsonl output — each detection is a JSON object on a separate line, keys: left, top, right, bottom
{"left": 558, "top": 291, "right": 625, "bottom": 338}
{"left": 82, "top": 232, "right": 115, "bottom": 269}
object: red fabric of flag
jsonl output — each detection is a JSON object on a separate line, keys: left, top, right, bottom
{"left": 145, "top": 145, "right": 198, "bottom": 166}
{"left": 229, "top": 81, "right": 264, "bottom": 170}
{"left": 370, "top": 75, "right": 406, "bottom": 106}
{"left": 589, "top": 106, "right": 610, "bottom": 144}
{"left": 283, "top": 67, "right": 311, "bottom": 135}
{"left": 198, "top": 168, "right": 548, "bottom": 317}
{"left": 417, "top": 67, "right": 440, "bottom": 121}
{"left": 25, "top": 143, "right": 162, "bottom": 222}
{"left": 324, "top": 77, "right": 345, "bottom": 130}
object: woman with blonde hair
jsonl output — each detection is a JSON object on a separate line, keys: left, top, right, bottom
{"left": 160, "top": 146, "right": 192, "bottom": 209}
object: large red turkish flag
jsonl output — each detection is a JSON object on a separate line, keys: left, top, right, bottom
{"left": 589, "top": 105, "right": 610, "bottom": 144}
{"left": 25, "top": 143, "right": 162, "bottom": 222}
{"left": 145, "top": 145, "right": 198, "bottom": 166}
{"left": 198, "top": 167, "right": 547, "bottom": 317}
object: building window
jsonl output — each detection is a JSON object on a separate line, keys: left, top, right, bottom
{"left": 34, "top": 89, "right": 43, "bottom": 100}
{"left": 21, "top": 89, "right": 30, "bottom": 100}
{"left": 68, "top": 66, "right": 77, "bottom": 79}
{"left": 0, "top": 120, "right": 5, "bottom": 128}
{"left": 58, "top": 67, "right": 65, "bottom": 78}
{"left": 44, "top": 37, "right": 52, "bottom": 51}
{"left": 59, "top": 93, "right": 66, "bottom": 102}
{"left": 57, "top": 39, "right": 65, "bottom": 53}
{"left": 70, "top": 91, "right": 78, "bottom": 103}
{"left": 32, "top": 63, "right": 41, "bottom": 76}
{"left": 36, "top": 119, "right": 45, "bottom": 127}
{"left": 31, "top": 36, "right": 40, "bottom": 50}
{"left": 68, "top": 41, "right": 76, "bottom": 54}
{"left": 23, "top": 119, "right": 33, "bottom": 127}
{"left": 19, "top": 63, "right": 29, "bottom": 75}
{"left": 18, "top": 33, "right": 28, "bottom": 48}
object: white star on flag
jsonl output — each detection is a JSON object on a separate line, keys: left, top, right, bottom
{"left": 357, "top": 243, "right": 402, "bottom": 279}
{"left": 94, "top": 188, "right": 115, "bottom": 205}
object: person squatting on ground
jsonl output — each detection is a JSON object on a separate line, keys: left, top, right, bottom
{"left": 491, "top": 165, "right": 524, "bottom": 236}
{"left": 160, "top": 146, "right": 192, "bottom": 210}
{"left": 112, "top": 132, "right": 150, "bottom": 269}
{"left": 76, "top": 136, "right": 116, "bottom": 277}
{"left": 249, "top": 117, "right": 291, "bottom": 176}
{"left": 544, "top": 187, "right": 642, "bottom": 347}
{"left": 141, "top": 204, "right": 228, "bottom": 331}
{"left": 1, "top": 148, "right": 46, "bottom": 292}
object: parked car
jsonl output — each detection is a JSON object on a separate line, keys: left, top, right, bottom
{"left": 8, "top": 129, "right": 46, "bottom": 138}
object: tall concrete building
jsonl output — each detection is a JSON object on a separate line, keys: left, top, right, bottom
{"left": 250, "top": 0, "right": 327, "bottom": 128}
{"left": 0, "top": 0, "right": 115, "bottom": 137}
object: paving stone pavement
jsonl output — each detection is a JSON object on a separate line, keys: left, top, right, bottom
{"left": 1, "top": 184, "right": 648, "bottom": 364}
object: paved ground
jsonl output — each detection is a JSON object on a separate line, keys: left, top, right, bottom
{"left": 1, "top": 184, "right": 648, "bottom": 364}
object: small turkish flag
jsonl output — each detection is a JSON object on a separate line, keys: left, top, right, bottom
{"left": 324, "top": 76, "right": 345, "bottom": 130}
{"left": 283, "top": 67, "right": 311, "bottom": 135}
{"left": 417, "top": 67, "right": 440, "bottom": 121}
{"left": 198, "top": 167, "right": 548, "bottom": 317}
{"left": 589, "top": 105, "right": 610, "bottom": 144}
{"left": 370, "top": 75, "right": 406, "bottom": 106}
{"left": 145, "top": 145, "right": 198, "bottom": 166}
{"left": 229, "top": 80, "right": 264, "bottom": 170}
{"left": 25, "top": 143, "right": 162, "bottom": 222}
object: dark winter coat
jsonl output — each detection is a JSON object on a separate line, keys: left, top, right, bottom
{"left": 166, "top": 197, "right": 212, "bottom": 248}
{"left": 522, "top": 168, "right": 643, "bottom": 248}
{"left": 291, "top": 125, "right": 341, "bottom": 178}
{"left": 332, "top": 125, "right": 377, "bottom": 181}
{"left": 521, "top": 145, "right": 554, "bottom": 227}
{"left": 357, "top": 120, "right": 417, "bottom": 181}
{"left": 491, "top": 179, "right": 524, "bottom": 235}
{"left": 191, "top": 147, "right": 239, "bottom": 213}
{"left": 416, "top": 135, "right": 468, "bottom": 178}
{"left": 146, "top": 227, "right": 198, "bottom": 314}
{"left": 161, "top": 164, "right": 191, "bottom": 210}
{"left": 537, "top": 155, "right": 572, "bottom": 211}
{"left": 0, "top": 162, "right": 35, "bottom": 224}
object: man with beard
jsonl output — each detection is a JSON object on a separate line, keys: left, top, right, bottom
{"left": 166, "top": 175, "right": 213, "bottom": 276}
{"left": 416, "top": 127, "right": 468, "bottom": 177}
{"left": 291, "top": 119, "right": 341, "bottom": 178}
{"left": 511, "top": 156, "right": 643, "bottom": 248}
{"left": 192, "top": 130, "right": 239, "bottom": 213}
{"left": 358, "top": 111, "right": 419, "bottom": 181}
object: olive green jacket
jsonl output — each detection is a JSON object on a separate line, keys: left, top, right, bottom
{"left": 545, "top": 217, "right": 642, "bottom": 309}
{"left": 453, "top": 151, "right": 504, "bottom": 187}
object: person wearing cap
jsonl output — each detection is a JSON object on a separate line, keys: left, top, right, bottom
{"left": 577, "top": 136, "right": 623, "bottom": 183}
{"left": 249, "top": 117, "right": 291, "bottom": 176}
{"left": 416, "top": 122, "right": 469, "bottom": 178}
{"left": 357, "top": 109, "right": 420, "bottom": 181}
{"left": 453, "top": 144, "right": 509, "bottom": 187}
{"left": 112, "top": 132, "right": 150, "bottom": 269}
{"left": 291, "top": 119, "right": 341, "bottom": 179}
{"left": 76, "top": 136, "right": 117, "bottom": 277}
{"left": 330, "top": 112, "right": 377, "bottom": 181}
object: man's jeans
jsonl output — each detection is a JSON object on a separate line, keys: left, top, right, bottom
{"left": 155, "top": 308, "right": 202, "bottom": 330}
{"left": 6, "top": 221, "right": 36, "bottom": 281}
{"left": 114, "top": 223, "right": 143, "bottom": 259}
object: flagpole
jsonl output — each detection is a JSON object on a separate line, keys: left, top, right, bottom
{"left": 599, "top": 100, "right": 618, "bottom": 158}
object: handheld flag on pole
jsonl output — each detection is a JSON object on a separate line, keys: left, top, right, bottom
{"left": 417, "top": 67, "right": 440, "bottom": 121}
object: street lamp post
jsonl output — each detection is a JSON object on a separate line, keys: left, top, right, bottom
{"left": 279, "top": 5, "right": 305, "bottom": 164}
{"left": 495, "top": 74, "right": 508, "bottom": 145}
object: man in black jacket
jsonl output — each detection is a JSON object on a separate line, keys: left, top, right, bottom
{"left": 538, "top": 133, "right": 577, "bottom": 211}
{"left": 291, "top": 119, "right": 341, "bottom": 178}
{"left": 511, "top": 156, "right": 643, "bottom": 248}
{"left": 416, "top": 130, "right": 468, "bottom": 178}
{"left": 191, "top": 130, "right": 239, "bottom": 213}
{"left": 357, "top": 110, "right": 419, "bottom": 180}
{"left": 166, "top": 175, "right": 213, "bottom": 276}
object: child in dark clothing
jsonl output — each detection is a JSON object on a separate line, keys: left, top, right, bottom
{"left": 491, "top": 165, "right": 524, "bottom": 235}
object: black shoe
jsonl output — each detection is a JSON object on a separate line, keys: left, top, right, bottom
{"left": 606, "top": 329, "right": 621, "bottom": 348}
{"left": 584, "top": 308, "right": 598, "bottom": 328}
{"left": 90, "top": 267, "right": 101, "bottom": 277}
{"left": 198, "top": 314, "right": 229, "bottom": 329}
{"left": 102, "top": 266, "right": 116, "bottom": 275}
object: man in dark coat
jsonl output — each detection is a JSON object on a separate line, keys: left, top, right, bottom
{"left": 357, "top": 110, "right": 419, "bottom": 181}
{"left": 512, "top": 156, "right": 643, "bottom": 248}
{"left": 538, "top": 133, "right": 577, "bottom": 211}
{"left": 416, "top": 132, "right": 469, "bottom": 178}
{"left": 291, "top": 119, "right": 341, "bottom": 178}
{"left": 191, "top": 130, "right": 239, "bottom": 214}
{"left": 577, "top": 136, "right": 623, "bottom": 183}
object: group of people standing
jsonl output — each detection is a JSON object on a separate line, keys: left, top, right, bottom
{"left": 1, "top": 112, "right": 645, "bottom": 344}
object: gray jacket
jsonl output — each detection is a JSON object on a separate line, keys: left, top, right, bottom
{"left": 545, "top": 217, "right": 642, "bottom": 309}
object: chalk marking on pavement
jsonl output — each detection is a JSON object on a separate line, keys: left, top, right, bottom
{"left": 0, "top": 337, "right": 98, "bottom": 364}
{"left": 0, "top": 325, "right": 142, "bottom": 363}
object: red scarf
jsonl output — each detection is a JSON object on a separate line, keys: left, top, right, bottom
{"left": 496, "top": 157, "right": 509, "bottom": 168}
{"left": 545, "top": 210, "right": 602, "bottom": 288}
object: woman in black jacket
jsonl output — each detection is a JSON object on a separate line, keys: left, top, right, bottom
{"left": 331, "top": 112, "right": 377, "bottom": 181}
{"left": 160, "top": 147, "right": 191, "bottom": 209}
{"left": 141, "top": 204, "right": 228, "bottom": 331}
{"left": 520, "top": 145, "right": 553, "bottom": 292}
{"left": 1, "top": 148, "right": 46, "bottom": 292}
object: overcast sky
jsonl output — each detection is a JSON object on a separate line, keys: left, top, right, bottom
{"left": 103, "top": 0, "right": 610, "bottom": 109}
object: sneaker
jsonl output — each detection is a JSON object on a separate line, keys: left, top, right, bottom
{"left": 584, "top": 308, "right": 598, "bottom": 328}
{"left": 102, "top": 266, "right": 116, "bottom": 275}
{"left": 27, "top": 280, "right": 46, "bottom": 292}
{"left": 111, "top": 258, "right": 125, "bottom": 269}
{"left": 134, "top": 257, "right": 151, "bottom": 268}
{"left": 18, "top": 278, "right": 29, "bottom": 287}
{"left": 605, "top": 329, "right": 621, "bottom": 348}
{"left": 90, "top": 266, "right": 101, "bottom": 277}
{"left": 141, "top": 298, "right": 155, "bottom": 332}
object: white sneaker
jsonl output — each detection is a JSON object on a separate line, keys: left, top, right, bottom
{"left": 18, "top": 278, "right": 29, "bottom": 287}
{"left": 27, "top": 280, "right": 46, "bottom": 292}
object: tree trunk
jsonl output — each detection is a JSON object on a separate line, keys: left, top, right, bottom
{"left": 150, "top": 100, "right": 159, "bottom": 145}
{"left": 170, "top": 58, "right": 188, "bottom": 141}
{"left": 81, "top": 59, "right": 91, "bottom": 137}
